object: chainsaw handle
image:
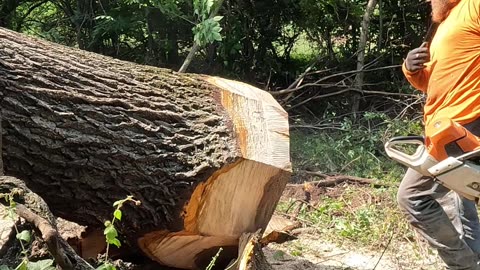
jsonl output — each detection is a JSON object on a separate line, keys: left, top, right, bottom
{"left": 384, "top": 136, "right": 428, "bottom": 169}
{"left": 386, "top": 136, "right": 425, "bottom": 144}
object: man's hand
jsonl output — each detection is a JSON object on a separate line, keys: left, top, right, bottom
{"left": 405, "top": 42, "right": 430, "bottom": 72}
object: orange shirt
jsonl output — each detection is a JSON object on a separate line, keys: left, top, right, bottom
{"left": 403, "top": 0, "right": 480, "bottom": 129}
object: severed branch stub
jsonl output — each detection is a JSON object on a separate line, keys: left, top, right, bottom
{"left": 227, "top": 230, "right": 273, "bottom": 270}
{"left": 0, "top": 176, "right": 94, "bottom": 270}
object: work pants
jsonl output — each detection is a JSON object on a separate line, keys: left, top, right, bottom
{"left": 398, "top": 168, "right": 480, "bottom": 269}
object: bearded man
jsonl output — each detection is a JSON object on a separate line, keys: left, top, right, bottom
{"left": 399, "top": 0, "right": 480, "bottom": 269}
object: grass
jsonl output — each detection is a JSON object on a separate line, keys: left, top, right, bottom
{"left": 277, "top": 185, "right": 411, "bottom": 248}
{"left": 278, "top": 113, "right": 429, "bottom": 257}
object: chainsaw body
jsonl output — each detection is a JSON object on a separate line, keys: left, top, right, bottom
{"left": 385, "top": 118, "right": 480, "bottom": 201}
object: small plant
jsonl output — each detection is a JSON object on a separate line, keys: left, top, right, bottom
{"left": 290, "top": 244, "right": 304, "bottom": 257}
{"left": 205, "top": 247, "right": 223, "bottom": 270}
{"left": 96, "top": 195, "right": 141, "bottom": 270}
{"left": 0, "top": 190, "right": 55, "bottom": 270}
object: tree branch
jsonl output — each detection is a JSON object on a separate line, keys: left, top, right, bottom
{"left": 291, "top": 171, "right": 395, "bottom": 188}
{"left": 15, "top": 203, "right": 74, "bottom": 270}
{"left": 272, "top": 64, "right": 401, "bottom": 96}
{"left": 286, "top": 86, "right": 419, "bottom": 111}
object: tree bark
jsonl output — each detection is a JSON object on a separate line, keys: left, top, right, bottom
{"left": 0, "top": 27, "right": 291, "bottom": 269}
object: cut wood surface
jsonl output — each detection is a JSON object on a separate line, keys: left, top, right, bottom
{"left": 0, "top": 27, "right": 291, "bottom": 269}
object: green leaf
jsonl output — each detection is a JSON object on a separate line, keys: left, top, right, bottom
{"left": 0, "top": 265, "right": 12, "bottom": 270}
{"left": 212, "top": 32, "right": 222, "bottom": 41}
{"left": 95, "top": 265, "right": 107, "bottom": 270}
{"left": 104, "top": 220, "right": 111, "bottom": 227}
{"left": 110, "top": 238, "right": 122, "bottom": 248}
{"left": 104, "top": 225, "right": 118, "bottom": 242}
{"left": 27, "top": 259, "right": 55, "bottom": 270}
{"left": 112, "top": 200, "right": 123, "bottom": 207}
{"left": 14, "top": 260, "right": 27, "bottom": 270}
{"left": 113, "top": 209, "right": 122, "bottom": 221}
{"left": 7, "top": 208, "right": 15, "bottom": 219}
{"left": 96, "top": 263, "right": 116, "bottom": 270}
{"left": 94, "top": 15, "right": 114, "bottom": 21}
{"left": 206, "top": 0, "right": 214, "bottom": 14}
{"left": 16, "top": 230, "right": 31, "bottom": 243}
{"left": 213, "top": 16, "right": 223, "bottom": 22}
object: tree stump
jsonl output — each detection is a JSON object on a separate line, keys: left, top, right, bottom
{"left": 0, "top": 27, "right": 291, "bottom": 269}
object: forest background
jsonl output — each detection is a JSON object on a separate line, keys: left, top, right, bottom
{"left": 0, "top": 0, "right": 438, "bottom": 267}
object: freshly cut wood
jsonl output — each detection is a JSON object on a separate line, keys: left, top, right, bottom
{"left": 261, "top": 215, "right": 298, "bottom": 245}
{"left": 0, "top": 27, "right": 291, "bottom": 269}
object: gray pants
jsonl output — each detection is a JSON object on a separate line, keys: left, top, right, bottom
{"left": 398, "top": 168, "right": 480, "bottom": 269}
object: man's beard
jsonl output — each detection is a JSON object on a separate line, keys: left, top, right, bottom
{"left": 431, "top": 0, "right": 461, "bottom": 22}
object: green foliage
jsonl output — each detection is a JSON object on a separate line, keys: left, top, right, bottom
{"left": 95, "top": 263, "right": 116, "bottom": 270}
{"left": 291, "top": 112, "right": 422, "bottom": 181}
{"left": 290, "top": 244, "right": 304, "bottom": 257}
{"left": 282, "top": 112, "right": 422, "bottom": 248}
{"left": 155, "top": 0, "right": 185, "bottom": 16}
{"left": 193, "top": 0, "right": 215, "bottom": 19}
{"left": 277, "top": 186, "right": 407, "bottom": 247}
{"left": 26, "top": 260, "right": 55, "bottom": 270}
{"left": 104, "top": 221, "right": 121, "bottom": 248}
{"left": 16, "top": 231, "right": 31, "bottom": 244}
{"left": 96, "top": 196, "right": 141, "bottom": 270}
{"left": 193, "top": 16, "right": 222, "bottom": 46}
{"left": 0, "top": 192, "right": 56, "bottom": 270}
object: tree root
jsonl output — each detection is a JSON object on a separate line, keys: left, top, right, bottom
{"left": 0, "top": 176, "right": 94, "bottom": 270}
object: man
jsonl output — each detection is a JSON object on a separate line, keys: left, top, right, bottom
{"left": 399, "top": 0, "right": 480, "bottom": 269}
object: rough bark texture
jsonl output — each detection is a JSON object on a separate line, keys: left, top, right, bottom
{"left": 0, "top": 27, "right": 290, "bottom": 269}
{"left": 0, "top": 27, "right": 242, "bottom": 236}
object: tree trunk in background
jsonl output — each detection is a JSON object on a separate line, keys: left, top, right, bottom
{"left": 377, "top": 0, "right": 383, "bottom": 49}
{"left": 0, "top": 27, "right": 291, "bottom": 269}
{"left": 353, "top": 0, "right": 378, "bottom": 117}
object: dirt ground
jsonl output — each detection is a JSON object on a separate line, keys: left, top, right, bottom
{"left": 263, "top": 180, "right": 445, "bottom": 270}
{"left": 263, "top": 233, "right": 443, "bottom": 270}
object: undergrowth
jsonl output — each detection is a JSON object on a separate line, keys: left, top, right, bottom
{"left": 281, "top": 112, "right": 423, "bottom": 250}
{"left": 290, "top": 112, "right": 422, "bottom": 181}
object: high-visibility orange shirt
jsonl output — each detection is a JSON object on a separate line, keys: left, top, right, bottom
{"left": 402, "top": 0, "right": 480, "bottom": 130}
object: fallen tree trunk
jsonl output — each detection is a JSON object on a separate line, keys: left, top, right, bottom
{"left": 0, "top": 27, "right": 291, "bottom": 269}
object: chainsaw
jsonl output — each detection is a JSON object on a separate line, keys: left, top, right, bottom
{"left": 385, "top": 117, "right": 480, "bottom": 201}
